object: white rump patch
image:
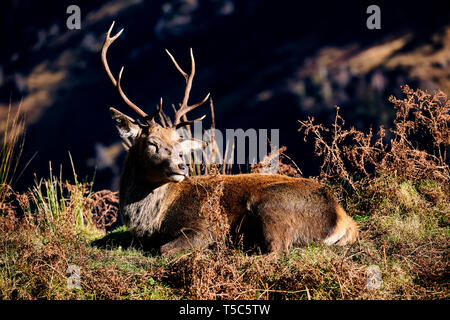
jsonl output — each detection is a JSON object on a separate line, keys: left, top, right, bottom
{"left": 323, "top": 224, "right": 346, "bottom": 245}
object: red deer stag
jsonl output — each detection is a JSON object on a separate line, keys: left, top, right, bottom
{"left": 102, "top": 22, "right": 358, "bottom": 255}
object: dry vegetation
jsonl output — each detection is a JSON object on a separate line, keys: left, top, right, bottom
{"left": 0, "top": 86, "right": 448, "bottom": 300}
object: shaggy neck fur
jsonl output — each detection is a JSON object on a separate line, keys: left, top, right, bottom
{"left": 119, "top": 147, "right": 171, "bottom": 238}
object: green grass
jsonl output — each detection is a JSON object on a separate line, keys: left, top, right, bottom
{"left": 0, "top": 173, "right": 448, "bottom": 299}
{"left": 29, "top": 161, "right": 103, "bottom": 241}
{"left": 0, "top": 157, "right": 448, "bottom": 300}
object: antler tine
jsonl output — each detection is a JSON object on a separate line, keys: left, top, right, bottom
{"left": 165, "top": 49, "right": 189, "bottom": 81}
{"left": 175, "top": 115, "right": 206, "bottom": 129}
{"left": 102, "top": 21, "right": 123, "bottom": 87}
{"left": 102, "top": 22, "right": 151, "bottom": 122}
{"left": 166, "top": 48, "right": 210, "bottom": 126}
{"left": 147, "top": 97, "right": 164, "bottom": 123}
{"left": 117, "top": 67, "right": 149, "bottom": 119}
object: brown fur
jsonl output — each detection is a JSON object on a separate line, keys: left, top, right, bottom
{"left": 111, "top": 108, "right": 358, "bottom": 256}
{"left": 119, "top": 150, "right": 358, "bottom": 255}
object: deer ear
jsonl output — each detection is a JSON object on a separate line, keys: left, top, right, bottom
{"left": 110, "top": 107, "right": 141, "bottom": 139}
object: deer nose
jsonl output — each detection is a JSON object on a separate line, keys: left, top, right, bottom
{"left": 178, "top": 163, "right": 188, "bottom": 174}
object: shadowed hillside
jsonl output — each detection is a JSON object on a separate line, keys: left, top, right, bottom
{"left": 0, "top": 0, "right": 449, "bottom": 190}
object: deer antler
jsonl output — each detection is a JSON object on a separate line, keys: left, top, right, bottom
{"left": 165, "top": 48, "right": 210, "bottom": 129}
{"left": 102, "top": 21, "right": 162, "bottom": 125}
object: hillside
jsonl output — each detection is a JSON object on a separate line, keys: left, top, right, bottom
{"left": 0, "top": 0, "right": 449, "bottom": 190}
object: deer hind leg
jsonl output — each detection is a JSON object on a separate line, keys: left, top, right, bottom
{"left": 260, "top": 221, "right": 292, "bottom": 253}
{"left": 159, "top": 229, "right": 213, "bottom": 256}
{"left": 248, "top": 204, "right": 295, "bottom": 254}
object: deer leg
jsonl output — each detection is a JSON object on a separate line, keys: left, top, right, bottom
{"left": 260, "top": 219, "right": 291, "bottom": 254}
{"left": 245, "top": 206, "right": 292, "bottom": 254}
{"left": 249, "top": 191, "right": 298, "bottom": 254}
{"left": 160, "top": 229, "right": 212, "bottom": 256}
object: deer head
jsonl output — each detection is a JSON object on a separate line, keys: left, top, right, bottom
{"left": 102, "top": 22, "right": 209, "bottom": 184}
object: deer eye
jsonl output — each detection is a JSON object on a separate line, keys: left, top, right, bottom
{"left": 148, "top": 142, "right": 159, "bottom": 152}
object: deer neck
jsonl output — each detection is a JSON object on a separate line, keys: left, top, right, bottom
{"left": 119, "top": 150, "right": 171, "bottom": 238}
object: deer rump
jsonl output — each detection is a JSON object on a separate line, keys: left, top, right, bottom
{"left": 119, "top": 173, "right": 358, "bottom": 255}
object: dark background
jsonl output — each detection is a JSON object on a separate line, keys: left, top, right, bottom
{"left": 1, "top": 0, "right": 449, "bottom": 191}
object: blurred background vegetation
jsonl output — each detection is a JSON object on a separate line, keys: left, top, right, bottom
{"left": 1, "top": 0, "right": 449, "bottom": 191}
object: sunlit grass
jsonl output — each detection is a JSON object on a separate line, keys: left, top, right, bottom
{"left": 29, "top": 158, "right": 102, "bottom": 240}
{"left": 0, "top": 103, "right": 26, "bottom": 205}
